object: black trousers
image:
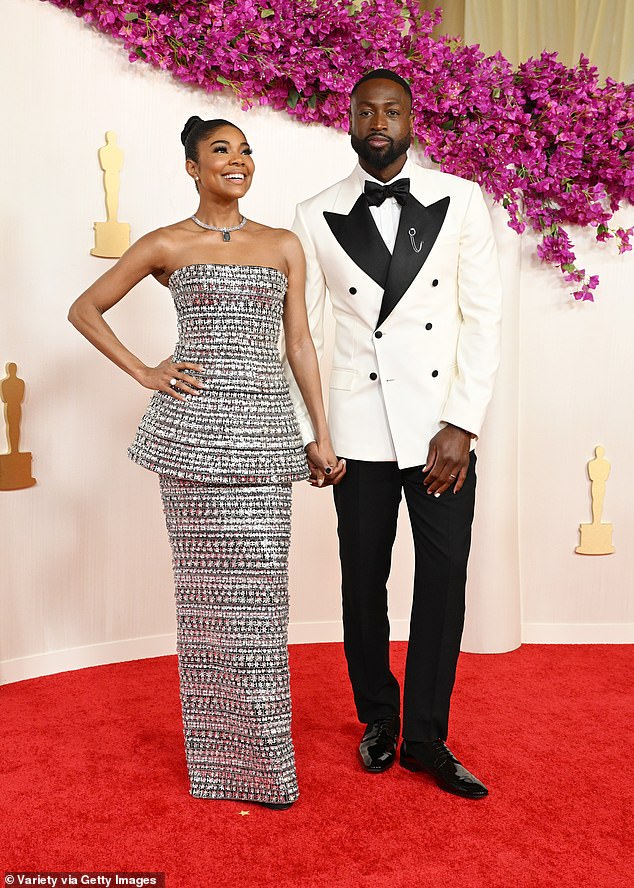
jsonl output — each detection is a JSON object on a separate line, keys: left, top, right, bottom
{"left": 333, "top": 453, "right": 476, "bottom": 742}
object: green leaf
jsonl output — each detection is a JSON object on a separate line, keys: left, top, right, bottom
{"left": 502, "top": 196, "right": 511, "bottom": 208}
{"left": 124, "top": 12, "right": 139, "bottom": 21}
{"left": 360, "top": 39, "right": 371, "bottom": 49}
{"left": 308, "top": 94, "right": 317, "bottom": 109}
{"left": 260, "top": 8, "right": 275, "bottom": 17}
{"left": 287, "top": 89, "right": 300, "bottom": 109}
{"left": 134, "top": 47, "right": 146, "bottom": 59}
{"left": 562, "top": 262, "right": 576, "bottom": 272}
{"left": 491, "top": 87, "right": 500, "bottom": 99}
{"left": 613, "top": 130, "right": 624, "bottom": 140}
{"left": 217, "top": 75, "right": 232, "bottom": 86}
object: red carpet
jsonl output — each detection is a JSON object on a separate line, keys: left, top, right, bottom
{"left": 1, "top": 643, "right": 631, "bottom": 887}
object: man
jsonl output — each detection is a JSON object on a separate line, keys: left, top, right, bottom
{"left": 285, "top": 69, "right": 501, "bottom": 799}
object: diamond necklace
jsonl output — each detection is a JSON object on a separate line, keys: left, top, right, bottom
{"left": 190, "top": 214, "right": 247, "bottom": 242}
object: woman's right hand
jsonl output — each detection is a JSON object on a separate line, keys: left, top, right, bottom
{"left": 136, "top": 356, "right": 205, "bottom": 401}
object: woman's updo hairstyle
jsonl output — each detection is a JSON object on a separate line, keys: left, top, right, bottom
{"left": 181, "top": 116, "right": 237, "bottom": 162}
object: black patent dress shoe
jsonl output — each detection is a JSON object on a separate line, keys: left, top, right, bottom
{"left": 259, "top": 801, "right": 294, "bottom": 810}
{"left": 400, "top": 739, "right": 489, "bottom": 799}
{"left": 359, "top": 714, "right": 401, "bottom": 772}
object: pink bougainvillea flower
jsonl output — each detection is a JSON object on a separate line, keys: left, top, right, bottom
{"left": 44, "top": 0, "right": 633, "bottom": 300}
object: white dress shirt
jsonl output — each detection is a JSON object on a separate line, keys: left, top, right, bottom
{"left": 354, "top": 157, "right": 413, "bottom": 253}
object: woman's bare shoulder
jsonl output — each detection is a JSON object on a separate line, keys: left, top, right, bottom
{"left": 132, "top": 222, "right": 196, "bottom": 286}
{"left": 152, "top": 219, "right": 197, "bottom": 244}
{"left": 249, "top": 221, "right": 299, "bottom": 247}
{"left": 132, "top": 220, "right": 190, "bottom": 250}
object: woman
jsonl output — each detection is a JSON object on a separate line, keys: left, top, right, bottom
{"left": 69, "top": 116, "right": 345, "bottom": 809}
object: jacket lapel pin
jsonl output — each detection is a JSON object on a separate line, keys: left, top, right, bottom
{"left": 408, "top": 228, "right": 423, "bottom": 253}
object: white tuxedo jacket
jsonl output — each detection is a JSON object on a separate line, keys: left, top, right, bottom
{"left": 284, "top": 161, "right": 502, "bottom": 468}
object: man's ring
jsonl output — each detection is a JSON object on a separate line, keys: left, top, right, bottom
{"left": 449, "top": 473, "right": 457, "bottom": 479}
{"left": 170, "top": 378, "right": 177, "bottom": 386}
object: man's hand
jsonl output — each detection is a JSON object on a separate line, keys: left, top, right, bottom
{"left": 423, "top": 425, "right": 471, "bottom": 496}
{"left": 305, "top": 441, "right": 347, "bottom": 488}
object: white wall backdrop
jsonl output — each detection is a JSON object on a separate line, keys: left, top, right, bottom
{"left": 518, "top": 214, "right": 634, "bottom": 642}
{"left": 1, "top": 0, "right": 632, "bottom": 684}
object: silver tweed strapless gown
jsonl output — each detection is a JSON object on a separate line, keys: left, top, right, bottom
{"left": 129, "top": 264, "right": 308, "bottom": 804}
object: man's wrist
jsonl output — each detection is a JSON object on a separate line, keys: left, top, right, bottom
{"left": 445, "top": 423, "right": 476, "bottom": 439}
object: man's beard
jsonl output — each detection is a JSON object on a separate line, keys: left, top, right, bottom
{"left": 351, "top": 133, "right": 411, "bottom": 170}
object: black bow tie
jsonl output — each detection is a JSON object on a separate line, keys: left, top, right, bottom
{"left": 364, "top": 178, "right": 410, "bottom": 207}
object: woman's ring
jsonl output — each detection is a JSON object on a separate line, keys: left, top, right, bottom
{"left": 449, "top": 473, "right": 457, "bottom": 479}
{"left": 170, "top": 378, "right": 177, "bottom": 386}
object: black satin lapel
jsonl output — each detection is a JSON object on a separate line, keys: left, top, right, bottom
{"left": 377, "top": 195, "right": 450, "bottom": 328}
{"left": 324, "top": 196, "right": 391, "bottom": 288}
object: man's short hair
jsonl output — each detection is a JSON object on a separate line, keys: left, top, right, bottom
{"left": 351, "top": 69, "right": 413, "bottom": 104}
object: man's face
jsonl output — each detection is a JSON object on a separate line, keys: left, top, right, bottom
{"left": 349, "top": 78, "right": 413, "bottom": 172}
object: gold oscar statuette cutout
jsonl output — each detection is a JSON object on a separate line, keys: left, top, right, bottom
{"left": 0, "top": 363, "right": 36, "bottom": 491}
{"left": 91, "top": 130, "right": 131, "bottom": 258}
{"left": 575, "top": 445, "right": 615, "bottom": 555}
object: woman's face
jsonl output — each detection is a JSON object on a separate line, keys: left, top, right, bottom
{"left": 189, "top": 125, "right": 254, "bottom": 199}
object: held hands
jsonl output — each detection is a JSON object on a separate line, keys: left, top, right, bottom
{"left": 136, "top": 356, "right": 205, "bottom": 401}
{"left": 423, "top": 425, "right": 471, "bottom": 496}
{"left": 305, "top": 441, "right": 347, "bottom": 488}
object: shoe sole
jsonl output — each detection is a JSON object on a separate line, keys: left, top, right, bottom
{"left": 259, "top": 801, "right": 295, "bottom": 810}
{"left": 359, "top": 752, "right": 396, "bottom": 773}
{"left": 400, "top": 757, "right": 488, "bottom": 799}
